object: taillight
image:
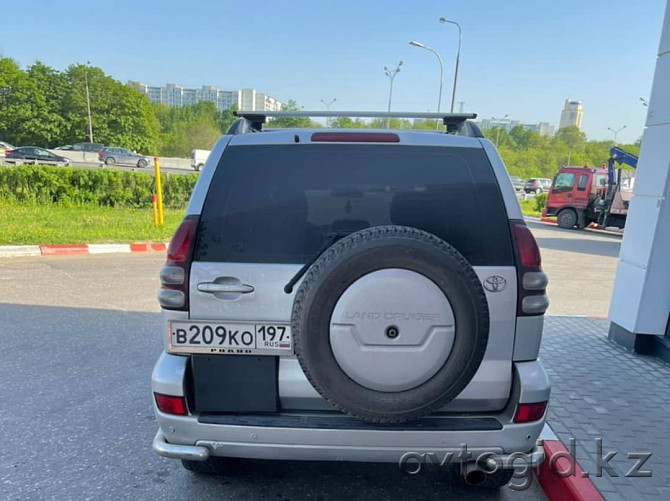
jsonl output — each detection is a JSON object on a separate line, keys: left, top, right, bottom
{"left": 154, "top": 393, "right": 188, "bottom": 415}
{"left": 99, "top": 150, "right": 104, "bottom": 157}
{"left": 513, "top": 401, "right": 547, "bottom": 423}
{"left": 158, "top": 215, "right": 199, "bottom": 311}
{"left": 511, "top": 220, "right": 548, "bottom": 316}
{"left": 311, "top": 132, "right": 400, "bottom": 143}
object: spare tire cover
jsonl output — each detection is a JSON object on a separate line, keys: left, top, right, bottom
{"left": 291, "top": 225, "right": 489, "bottom": 423}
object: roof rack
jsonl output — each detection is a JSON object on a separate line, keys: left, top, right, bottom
{"left": 227, "top": 111, "right": 482, "bottom": 137}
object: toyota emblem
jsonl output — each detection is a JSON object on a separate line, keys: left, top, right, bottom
{"left": 483, "top": 275, "right": 507, "bottom": 292}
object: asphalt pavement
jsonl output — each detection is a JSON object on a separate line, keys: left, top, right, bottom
{"left": 527, "top": 221, "right": 620, "bottom": 317}
{"left": 0, "top": 253, "right": 547, "bottom": 500}
{"left": 0, "top": 226, "right": 617, "bottom": 500}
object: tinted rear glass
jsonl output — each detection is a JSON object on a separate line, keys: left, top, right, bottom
{"left": 195, "top": 144, "right": 514, "bottom": 266}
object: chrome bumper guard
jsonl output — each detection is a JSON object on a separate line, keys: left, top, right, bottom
{"left": 153, "top": 428, "right": 545, "bottom": 467}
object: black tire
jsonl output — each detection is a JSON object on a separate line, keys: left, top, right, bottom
{"left": 195, "top": 163, "right": 204, "bottom": 172}
{"left": 105, "top": 157, "right": 115, "bottom": 166}
{"left": 557, "top": 208, "right": 577, "bottom": 229}
{"left": 181, "top": 457, "right": 228, "bottom": 475}
{"left": 291, "top": 225, "right": 489, "bottom": 423}
{"left": 535, "top": 187, "right": 542, "bottom": 194}
{"left": 137, "top": 159, "right": 148, "bottom": 168}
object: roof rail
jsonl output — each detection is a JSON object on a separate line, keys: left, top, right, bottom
{"left": 227, "top": 111, "right": 481, "bottom": 137}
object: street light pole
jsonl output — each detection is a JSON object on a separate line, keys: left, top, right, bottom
{"left": 409, "top": 41, "right": 443, "bottom": 129}
{"left": 607, "top": 125, "right": 627, "bottom": 144}
{"left": 384, "top": 61, "right": 403, "bottom": 128}
{"left": 320, "top": 98, "right": 336, "bottom": 126}
{"left": 439, "top": 17, "right": 462, "bottom": 113}
{"left": 84, "top": 61, "right": 94, "bottom": 143}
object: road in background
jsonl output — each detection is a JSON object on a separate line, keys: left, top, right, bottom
{"left": 528, "top": 222, "right": 620, "bottom": 317}
{"left": 0, "top": 254, "right": 545, "bottom": 500}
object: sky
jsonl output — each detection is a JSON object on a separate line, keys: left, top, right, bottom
{"left": 1, "top": 0, "right": 666, "bottom": 143}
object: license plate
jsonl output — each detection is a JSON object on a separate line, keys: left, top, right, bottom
{"left": 168, "top": 321, "right": 292, "bottom": 355}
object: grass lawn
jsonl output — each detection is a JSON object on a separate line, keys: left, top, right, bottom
{"left": 0, "top": 202, "right": 183, "bottom": 245}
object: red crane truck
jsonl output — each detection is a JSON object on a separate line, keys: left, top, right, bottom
{"left": 541, "top": 146, "right": 638, "bottom": 229}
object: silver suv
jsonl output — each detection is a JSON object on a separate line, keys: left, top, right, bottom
{"left": 151, "top": 112, "right": 550, "bottom": 489}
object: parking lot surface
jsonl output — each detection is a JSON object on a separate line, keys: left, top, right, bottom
{"left": 0, "top": 224, "right": 623, "bottom": 500}
{"left": 0, "top": 254, "right": 548, "bottom": 500}
{"left": 527, "top": 221, "right": 621, "bottom": 317}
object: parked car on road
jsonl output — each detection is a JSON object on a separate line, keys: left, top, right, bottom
{"left": 152, "top": 111, "right": 550, "bottom": 489}
{"left": 99, "top": 147, "right": 151, "bottom": 168}
{"left": 524, "top": 178, "right": 551, "bottom": 194}
{"left": 54, "top": 145, "right": 74, "bottom": 151}
{"left": 5, "top": 146, "right": 71, "bottom": 166}
{"left": 509, "top": 175, "right": 524, "bottom": 192}
{"left": 0, "top": 141, "right": 15, "bottom": 157}
{"left": 190, "top": 149, "right": 210, "bottom": 171}
{"left": 73, "top": 142, "right": 104, "bottom": 153}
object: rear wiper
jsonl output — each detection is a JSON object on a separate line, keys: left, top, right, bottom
{"left": 284, "top": 231, "right": 352, "bottom": 294}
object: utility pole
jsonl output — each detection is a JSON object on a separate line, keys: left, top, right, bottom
{"left": 439, "top": 18, "right": 462, "bottom": 113}
{"left": 320, "top": 98, "right": 336, "bottom": 126}
{"left": 84, "top": 61, "right": 94, "bottom": 143}
{"left": 409, "top": 41, "right": 443, "bottom": 129}
{"left": 384, "top": 61, "right": 403, "bottom": 128}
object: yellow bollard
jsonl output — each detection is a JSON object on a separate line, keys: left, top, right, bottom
{"left": 152, "top": 194, "right": 158, "bottom": 227}
{"left": 153, "top": 156, "right": 164, "bottom": 226}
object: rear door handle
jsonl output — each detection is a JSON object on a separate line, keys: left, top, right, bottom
{"left": 197, "top": 282, "right": 255, "bottom": 294}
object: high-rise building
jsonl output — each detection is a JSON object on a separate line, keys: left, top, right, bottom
{"left": 129, "top": 82, "right": 281, "bottom": 112}
{"left": 217, "top": 90, "right": 240, "bottom": 111}
{"left": 165, "top": 84, "right": 183, "bottom": 107}
{"left": 146, "top": 86, "right": 165, "bottom": 104}
{"left": 559, "top": 99, "right": 583, "bottom": 130}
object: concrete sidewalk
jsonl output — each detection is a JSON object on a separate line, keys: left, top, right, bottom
{"left": 541, "top": 316, "right": 670, "bottom": 499}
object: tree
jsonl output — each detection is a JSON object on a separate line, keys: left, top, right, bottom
{"left": 0, "top": 57, "right": 52, "bottom": 146}
{"left": 27, "top": 61, "right": 69, "bottom": 146}
{"left": 63, "top": 64, "right": 159, "bottom": 153}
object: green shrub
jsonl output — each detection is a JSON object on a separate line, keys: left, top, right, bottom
{"left": 0, "top": 165, "right": 197, "bottom": 209}
{"left": 534, "top": 193, "right": 547, "bottom": 212}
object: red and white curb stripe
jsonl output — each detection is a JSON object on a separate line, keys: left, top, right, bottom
{"left": 0, "top": 243, "right": 169, "bottom": 258}
{"left": 536, "top": 423, "right": 603, "bottom": 501}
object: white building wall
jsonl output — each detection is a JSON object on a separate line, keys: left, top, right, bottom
{"left": 609, "top": 3, "right": 670, "bottom": 336}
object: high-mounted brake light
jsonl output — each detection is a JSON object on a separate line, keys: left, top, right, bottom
{"left": 311, "top": 132, "right": 400, "bottom": 143}
{"left": 159, "top": 215, "right": 199, "bottom": 311}
{"left": 511, "top": 220, "right": 548, "bottom": 316}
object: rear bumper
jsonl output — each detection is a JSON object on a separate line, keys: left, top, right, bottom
{"left": 152, "top": 427, "right": 545, "bottom": 467}
{"left": 152, "top": 352, "right": 549, "bottom": 463}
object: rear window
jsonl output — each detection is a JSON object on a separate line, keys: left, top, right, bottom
{"left": 195, "top": 144, "right": 514, "bottom": 266}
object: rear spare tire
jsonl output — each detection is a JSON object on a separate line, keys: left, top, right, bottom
{"left": 291, "top": 225, "right": 489, "bottom": 423}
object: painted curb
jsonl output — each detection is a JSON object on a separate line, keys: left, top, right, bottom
{"left": 540, "top": 217, "right": 557, "bottom": 225}
{"left": 0, "top": 242, "right": 168, "bottom": 258}
{"left": 535, "top": 424, "right": 604, "bottom": 501}
{"left": 40, "top": 244, "right": 88, "bottom": 256}
{"left": 88, "top": 244, "right": 132, "bottom": 254}
{"left": 0, "top": 245, "right": 42, "bottom": 258}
